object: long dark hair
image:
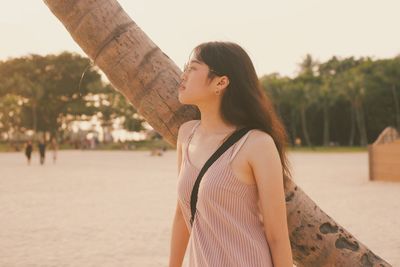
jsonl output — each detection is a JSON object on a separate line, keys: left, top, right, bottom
{"left": 192, "top": 41, "right": 292, "bottom": 179}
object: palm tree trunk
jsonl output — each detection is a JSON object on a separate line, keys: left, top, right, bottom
{"left": 290, "top": 109, "right": 297, "bottom": 145}
{"left": 348, "top": 105, "right": 356, "bottom": 146}
{"left": 43, "top": 1, "right": 391, "bottom": 266}
{"left": 300, "top": 105, "right": 312, "bottom": 147}
{"left": 392, "top": 85, "right": 400, "bottom": 132}
{"left": 358, "top": 107, "right": 368, "bottom": 146}
{"left": 323, "top": 100, "right": 330, "bottom": 146}
{"left": 32, "top": 102, "right": 37, "bottom": 133}
{"left": 354, "top": 98, "right": 368, "bottom": 146}
{"left": 6, "top": 129, "right": 12, "bottom": 142}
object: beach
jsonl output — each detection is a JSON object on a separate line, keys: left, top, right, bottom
{"left": 0, "top": 150, "right": 399, "bottom": 266}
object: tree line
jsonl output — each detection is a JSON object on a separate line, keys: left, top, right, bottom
{"left": 0, "top": 52, "right": 399, "bottom": 147}
{"left": 261, "top": 55, "right": 400, "bottom": 146}
{"left": 0, "top": 52, "right": 145, "bottom": 144}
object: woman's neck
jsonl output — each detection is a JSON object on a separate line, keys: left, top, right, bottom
{"left": 197, "top": 104, "right": 237, "bottom": 136}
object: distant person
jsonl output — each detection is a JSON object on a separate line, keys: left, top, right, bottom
{"left": 90, "top": 136, "right": 96, "bottom": 149}
{"left": 50, "top": 137, "right": 58, "bottom": 163}
{"left": 38, "top": 140, "right": 46, "bottom": 165}
{"left": 295, "top": 137, "right": 302, "bottom": 147}
{"left": 150, "top": 147, "right": 163, "bottom": 156}
{"left": 24, "top": 140, "right": 33, "bottom": 165}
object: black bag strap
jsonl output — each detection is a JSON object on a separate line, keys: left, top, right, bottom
{"left": 189, "top": 126, "right": 254, "bottom": 226}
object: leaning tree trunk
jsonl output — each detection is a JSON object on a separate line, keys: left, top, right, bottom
{"left": 43, "top": 1, "right": 391, "bottom": 266}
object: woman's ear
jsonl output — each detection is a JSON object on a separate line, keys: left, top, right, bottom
{"left": 217, "top": 76, "right": 230, "bottom": 90}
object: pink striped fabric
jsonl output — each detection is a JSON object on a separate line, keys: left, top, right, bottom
{"left": 177, "top": 120, "right": 274, "bottom": 266}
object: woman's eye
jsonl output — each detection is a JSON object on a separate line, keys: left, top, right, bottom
{"left": 183, "top": 64, "right": 196, "bottom": 73}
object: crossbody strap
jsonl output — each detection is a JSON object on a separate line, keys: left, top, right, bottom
{"left": 189, "top": 126, "right": 254, "bottom": 226}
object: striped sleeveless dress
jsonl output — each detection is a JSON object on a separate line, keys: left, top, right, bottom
{"left": 177, "top": 120, "right": 274, "bottom": 267}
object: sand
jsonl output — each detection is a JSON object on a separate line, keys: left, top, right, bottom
{"left": 0, "top": 150, "right": 399, "bottom": 266}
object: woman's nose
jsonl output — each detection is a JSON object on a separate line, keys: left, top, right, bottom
{"left": 180, "top": 71, "right": 186, "bottom": 81}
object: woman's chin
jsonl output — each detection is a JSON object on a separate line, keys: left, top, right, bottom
{"left": 178, "top": 94, "right": 187, "bottom": 104}
{"left": 178, "top": 94, "right": 194, "bottom": 105}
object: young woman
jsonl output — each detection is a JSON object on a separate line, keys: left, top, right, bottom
{"left": 169, "top": 41, "right": 293, "bottom": 267}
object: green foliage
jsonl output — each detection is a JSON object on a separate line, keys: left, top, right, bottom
{"left": 0, "top": 52, "right": 144, "bottom": 142}
{"left": 1, "top": 51, "right": 399, "bottom": 147}
{"left": 261, "top": 55, "right": 400, "bottom": 146}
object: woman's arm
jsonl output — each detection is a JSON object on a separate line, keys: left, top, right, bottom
{"left": 168, "top": 121, "right": 193, "bottom": 267}
{"left": 169, "top": 200, "right": 190, "bottom": 267}
{"left": 249, "top": 131, "right": 293, "bottom": 267}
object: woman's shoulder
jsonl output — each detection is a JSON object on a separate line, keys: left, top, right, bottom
{"left": 177, "top": 119, "right": 200, "bottom": 144}
{"left": 244, "top": 129, "right": 281, "bottom": 173}
{"left": 247, "top": 128, "right": 273, "bottom": 141}
{"left": 242, "top": 129, "right": 276, "bottom": 155}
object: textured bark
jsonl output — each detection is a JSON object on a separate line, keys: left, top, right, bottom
{"left": 45, "top": 0, "right": 199, "bottom": 143}
{"left": 43, "top": 1, "right": 391, "bottom": 266}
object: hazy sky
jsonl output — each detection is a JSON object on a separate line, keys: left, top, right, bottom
{"left": 0, "top": 0, "right": 399, "bottom": 77}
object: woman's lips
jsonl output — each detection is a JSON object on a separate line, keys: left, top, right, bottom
{"left": 179, "top": 85, "right": 186, "bottom": 91}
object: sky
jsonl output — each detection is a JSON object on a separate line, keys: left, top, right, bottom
{"left": 0, "top": 0, "right": 399, "bottom": 77}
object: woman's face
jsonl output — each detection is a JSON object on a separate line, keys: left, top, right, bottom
{"left": 178, "top": 57, "right": 217, "bottom": 105}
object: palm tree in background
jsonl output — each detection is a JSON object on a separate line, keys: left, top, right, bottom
{"left": 293, "top": 54, "right": 320, "bottom": 147}
{"left": 318, "top": 56, "right": 342, "bottom": 146}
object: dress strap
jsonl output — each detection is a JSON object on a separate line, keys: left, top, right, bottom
{"left": 185, "top": 120, "right": 201, "bottom": 161}
{"left": 229, "top": 130, "right": 253, "bottom": 162}
{"left": 187, "top": 120, "right": 201, "bottom": 143}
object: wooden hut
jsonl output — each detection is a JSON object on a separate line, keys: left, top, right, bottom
{"left": 368, "top": 127, "right": 400, "bottom": 181}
